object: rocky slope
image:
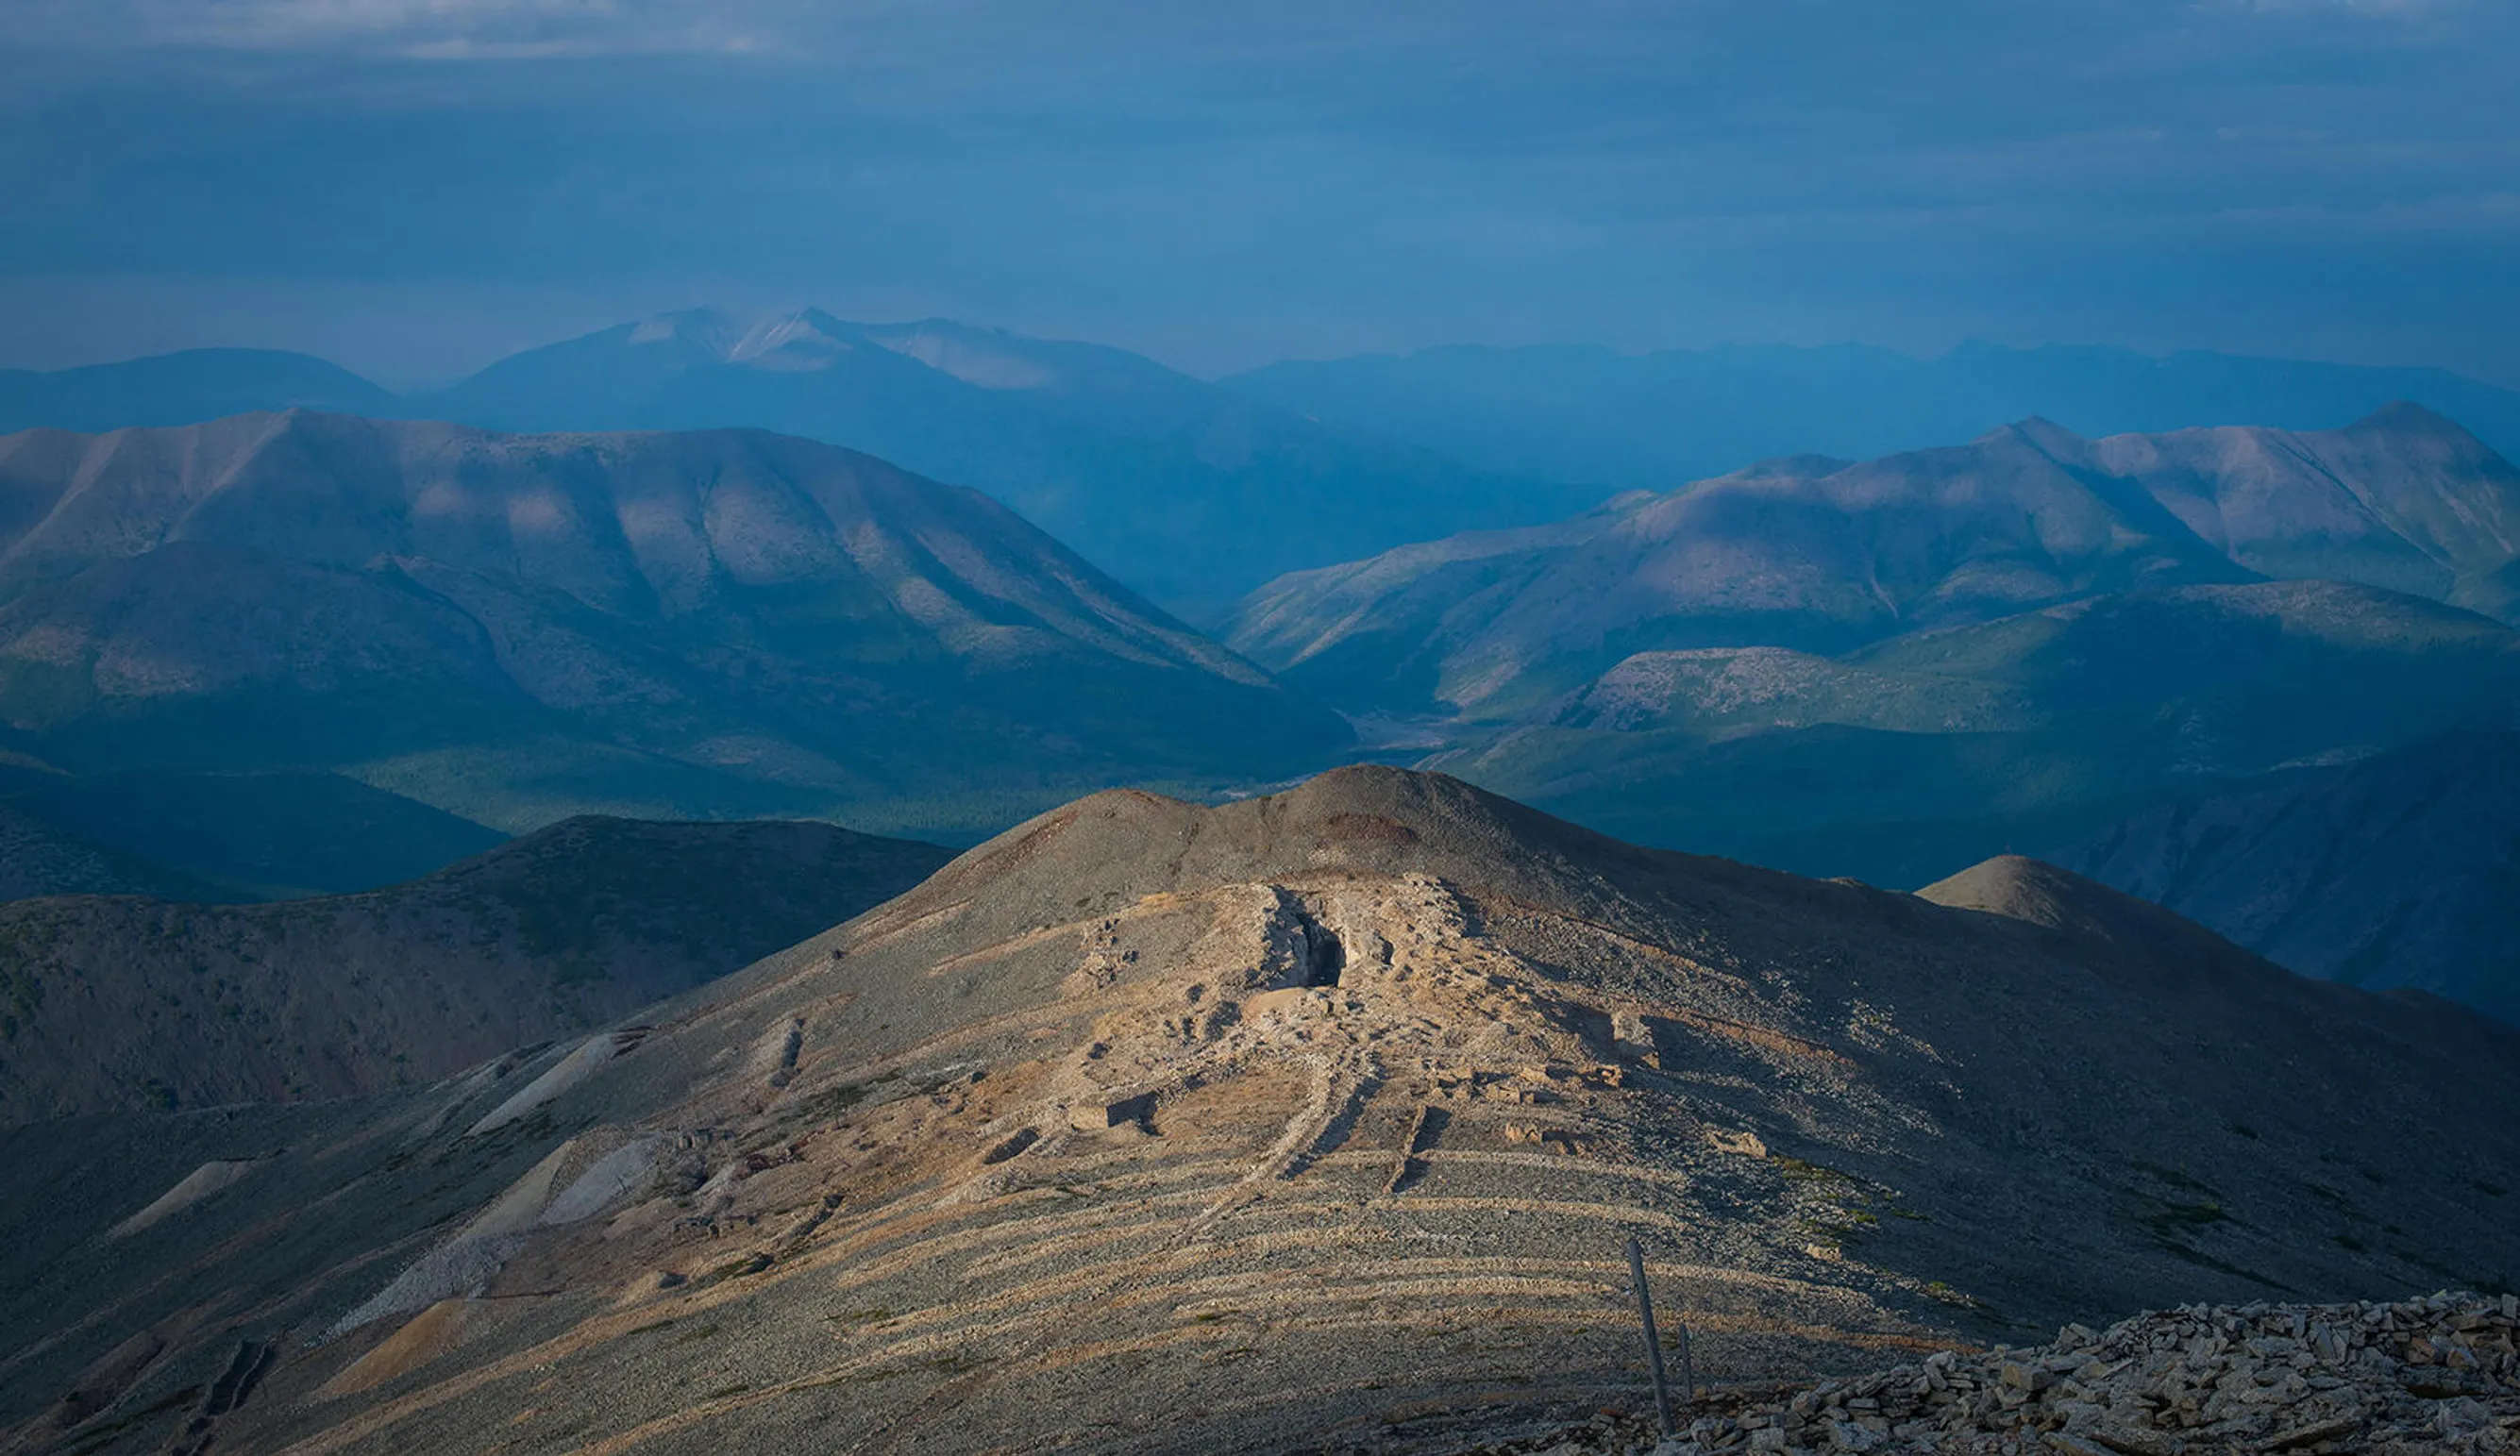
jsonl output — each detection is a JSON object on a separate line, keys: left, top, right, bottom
{"left": 0, "top": 410, "right": 1350, "bottom": 835}
{"left": 1441, "top": 1291, "right": 2520, "bottom": 1455}
{"left": 1228, "top": 407, "right": 2520, "bottom": 717}
{"left": 0, "top": 815, "right": 950, "bottom": 1122}
{"left": 6, "top": 768, "right": 2518, "bottom": 1455}
{"left": 2056, "top": 731, "right": 2520, "bottom": 1023}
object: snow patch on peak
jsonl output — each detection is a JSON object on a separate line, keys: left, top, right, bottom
{"left": 867, "top": 325, "right": 1058, "bottom": 391}
{"left": 628, "top": 309, "right": 740, "bottom": 355}
{"left": 726, "top": 311, "right": 853, "bottom": 371}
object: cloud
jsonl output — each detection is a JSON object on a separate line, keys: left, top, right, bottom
{"left": 1, "top": 0, "right": 2515, "bottom": 384}
{"left": 10, "top": 0, "right": 789, "bottom": 57}
{"left": 2211, "top": 0, "right": 2461, "bottom": 12}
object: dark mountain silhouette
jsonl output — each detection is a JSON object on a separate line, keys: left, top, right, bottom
{"left": 0, "top": 766, "right": 507, "bottom": 900}
{"left": 0, "top": 801, "right": 223, "bottom": 903}
{"left": 0, "top": 814, "right": 951, "bottom": 1123}
{"left": 0, "top": 349, "right": 395, "bottom": 434}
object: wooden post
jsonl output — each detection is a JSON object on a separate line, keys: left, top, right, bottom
{"left": 1674, "top": 1314, "right": 1694, "bottom": 1417}
{"left": 1626, "top": 1236, "right": 1675, "bottom": 1438}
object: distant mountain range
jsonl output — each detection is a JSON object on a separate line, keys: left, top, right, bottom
{"left": 1228, "top": 405, "right": 2520, "bottom": 717}
{"left": 0, "top": 411, "right": 1350, "bottom": 837}
{"left": 2058, "top": 731, "right": 2520, "bottom": 1023}
{"left": 415, "top": 310, "right": 1604, "bottom": 615}
{"left": 10, "top": 330, "right": 2520, "bottom": 1026}
{"left": 19, "top": 324, "right": 2520, "bottom": 619}
{"left": 3, "top": 316, "right": 1601, "bottom": 617}
{"left": 0, "top": 814, "right": 950, "bottom": 1122}
{"left": 1228, "top": 339, "right": 2520, "bottom": 491}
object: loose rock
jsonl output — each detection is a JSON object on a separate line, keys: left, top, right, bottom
{"left": 1430, "top": 1293, "right": 2520, "bottom": 1455}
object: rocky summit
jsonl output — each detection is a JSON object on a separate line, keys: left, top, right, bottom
{"left": 4, "top": 768, "right": 2518, "bottom": 1456}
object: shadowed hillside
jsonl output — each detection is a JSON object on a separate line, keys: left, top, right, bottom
{"left": 0, "top": 816, "right": 951, "bottom": 1122}
{"left": 0, "top": 802, "right": 222, "bottom": 903}
{"left": 0, "top": 766, "right": 507, "bottom": 900}
{"left": 0, "top": 350, "right": 395, "bottom": 434}
{"left": 2058, "top": 731, "right": 2520, "bottom": 1022}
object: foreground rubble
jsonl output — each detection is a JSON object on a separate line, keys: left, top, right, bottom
{"left": 1447, "top": 1293, "right": 2520, "bottom": 1455}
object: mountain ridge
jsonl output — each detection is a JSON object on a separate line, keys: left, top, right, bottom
{"left": 1228, "top": 405, "right": 2520, "bottom": 717}
{"left": 0, "top": 349, "right": 395, "bottom": 436}
{"left": 0, "top": 410, "right": 1351, "bottom": 836}
{"left": 408, "top": 309, "right": 1604, "bottom": 613}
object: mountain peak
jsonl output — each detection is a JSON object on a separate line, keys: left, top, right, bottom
{"left": 1994, "top": 415, "right": 2092, "bottom": 454}
{"left": 1918, "top": 854, "right": 2286, "bottom": 987}
{"left": 722, "top": 309, "right": 855, "bottom": 369}
{"left": 614, "top": 308, "right": 863, "bottom": 368}
{"left": 857, "top": 318, "right": 1064, "bottom": 390}
{"left": 623, "top": 307, "right": 744, "bottom": 356}
{"left": 2345, "top": 398, "right": 2471, "bottom": 438}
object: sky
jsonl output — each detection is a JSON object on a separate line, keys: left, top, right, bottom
{"left": 4, "top": 0, "right": 2517, "bottom": 389}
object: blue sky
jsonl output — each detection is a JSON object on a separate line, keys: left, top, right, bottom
{"left": 5, "top": 0, "right": 2516, "bottom": 387}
